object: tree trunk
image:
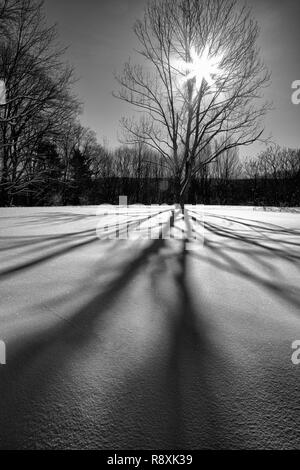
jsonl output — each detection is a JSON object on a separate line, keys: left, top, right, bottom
{"left": 174, "top": 174, "right": 181, "bottom": 204}
{"left": 179, "top": 162, "right": 192, "bottom": 211}
{"left": 179, "top": 180, "right": 190, "bottom": 212}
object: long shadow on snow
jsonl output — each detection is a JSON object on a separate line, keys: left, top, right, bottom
{"left": 100, "top": 239, "right": 236, "bottom": 450}
{"left": 191, "top": 212, "right": 300, "bottom": 310}
{"left": 0, "top": 214, "right": 176, "bottom": 448}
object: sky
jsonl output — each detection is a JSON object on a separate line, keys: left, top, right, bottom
{"left": 43, "top": 0, "right": 300, "bottom": 157}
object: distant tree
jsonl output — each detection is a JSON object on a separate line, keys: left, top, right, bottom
{"left": 32, "top": 140, "right": 63, "bottom": 205}
{"left": 210, "top": 147, "right": 241, "bottom": 181}
{"left": 69, "top": 148, "right": 92, "bottom": 205}
{"left": 243, "top": 146, "right": 300, "bottom": 206}
{"left": 56, "top": 121, "right": 102, "bottom": 204}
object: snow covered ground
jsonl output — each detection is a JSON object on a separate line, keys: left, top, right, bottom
{"left": 0, "top": 205, "right": 299, "bottom": 449}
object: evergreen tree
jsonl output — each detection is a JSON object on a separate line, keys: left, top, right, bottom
{"left": 69, "top": 148, "right": 92, "bottom": 204}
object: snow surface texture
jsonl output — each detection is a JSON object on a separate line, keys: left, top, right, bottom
{"left": 0, "top": 205, "right": 299, "bottom": 450}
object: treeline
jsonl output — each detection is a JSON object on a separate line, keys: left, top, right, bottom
{"left": 191, "top": 146, "right": 300, "bottom": 206}
{"left": 4, "top": 138, "right": 300, "bottom": 206}
{"left": 0, "top": 1, "right": 299, "bottom": 207}
{"left": 242, "top": 147, "right": 300, "bottom": 206}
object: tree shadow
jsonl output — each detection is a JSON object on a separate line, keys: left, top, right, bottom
{"left": 0, "top": 208, "right": 172, "bottom": 279}
{"left": 0, "top": 208, "right": 299, "bottom": 449}
{"left": 148, "top": 240, "right": 234, "bottom": 449}
{"left": 0, "top": 211, "right": 177, "bottom": 448}
{"left": 189, "top": 211, "right": 300, "bottom": 311}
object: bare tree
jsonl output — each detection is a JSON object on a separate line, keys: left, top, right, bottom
{"left": 0, "top": 0, "right": 20, "bottom": 37}
{"left": 55, "top": 120, "right": 101, "bottom": 203}
{"left": 115, "top": 0, "right": 270, "bottom": 207}
{"left": 210, "top": 147, "right": 241, "bottom": 180}
{"left": 0, "top": 0, "right": 80, "bottom": 205}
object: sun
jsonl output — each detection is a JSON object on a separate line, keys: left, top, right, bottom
{"left": 174, "top": 45, "right": 222, "bottom": 93}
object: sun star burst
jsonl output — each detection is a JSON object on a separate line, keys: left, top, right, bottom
{"left": 175, "top": 46, "right": 222, "bottom": 93}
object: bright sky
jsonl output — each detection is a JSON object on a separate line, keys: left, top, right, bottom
{"left": 44, "top": 0, "right": 300, "bottom": 158}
